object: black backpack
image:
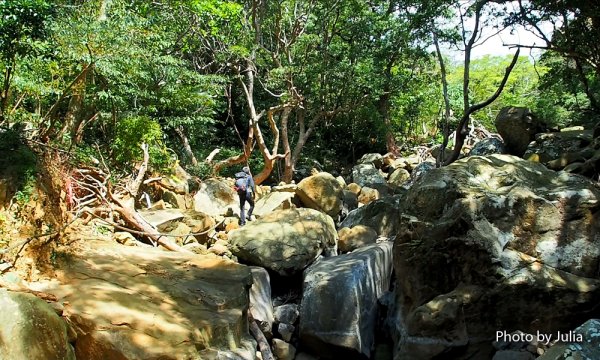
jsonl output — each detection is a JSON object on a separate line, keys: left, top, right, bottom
{"left": 234, "top": 172, "right": 248, "bottom": 193}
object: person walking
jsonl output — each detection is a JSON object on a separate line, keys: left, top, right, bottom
{"left": 234, "top": 166, "right": 255, "bottom": 225}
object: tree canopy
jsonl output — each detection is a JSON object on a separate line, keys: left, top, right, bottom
{"left": 1, "top": 0, "right": 599, "bottom": 183}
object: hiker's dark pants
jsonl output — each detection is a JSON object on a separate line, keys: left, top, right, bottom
{"left": 239, "top": 191, "right": 254, "bottom": 225}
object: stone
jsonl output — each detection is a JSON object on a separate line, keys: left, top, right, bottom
{"left": 278, "top": 323, "right": 295, "bottom": 342}
{"left": 357, "top": 153, "right": 384, "bottom": 168}
{"left": 0, "top": 289, "right": 76, "bottom": 360}
{"left": 272, "top": 339, "right": 296, "bottom": 360}
{"left": 387, "top": 168, "right": 411, "bottom": 189}
{"left": 537, "top": 319, "right": 600, "bottom": 360}
{"left": 339, "top": 195, "right": 402, "bottom": 237}
{"left": 299, "top": 242, "right": 393, "bottom": 358}
{"left": 168, "top": 222, "right": 193, "bottom": 245}
{"left": 358, "top": 186, "right": 380, "bottom": 205}
{"left": 159, "top": 163, "right": 192, "bottom": 194}
{"left": 295, "top": 352, "right": 318, "bottom": 360}
{"left": 138, "top": 208, "right": 185, "bottom": 230}
{"left": 249, "top": 267, "right": 274, "bottom": 338}
{"left": 392, "top": 154, "right": 600, "bottom": 358}
{"left": 112, "top": 231, "right": 137, "bottom": 246}
{"left": 193, "top": 178, "right": 239, "bottom": 217}
{"left": 346, "top": 182, "right": 362, "bottom": 195}
{"left": 495, "top": 107, "right": 545, "bottom": 156}
{"left": 162, "top": 189, "right": 189, "bottom": 210}
{"left": 274, "top": 303, "right": 299, "bottom": 325}
{"left": 296, "top": 172, "right": 343, "bottom": 217}
{"left": 46, "top": 240, "right": 255, "bottom": 360}
{"left": 229, "top": 208, "right": 338, "bottom": 276}
{"left": 352, "top": 163, "right": 387, "bottom": 188}
{"left": 410, "top": 161, "right": 435, "bottom": 183}
{"left": 208, "top": 242, "right": 230, "bottom": 256}
{"left": 253, "top": 191, "right": 295, "bottom": 218}
{"left": 335, "top": 176, "right": 346, "bottom": 188}
{"left": 468, "top": 137, "right": 507, "bottom": 156}
{"left": 337, "top": 225, "right": 378, "bottom": 253}
{"left": 523, "top": 130, "right": 593, "bottom": 168}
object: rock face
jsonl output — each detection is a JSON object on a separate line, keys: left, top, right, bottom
{"left": 296, "top": 172, "right": 343, "bottom": 217}
{"left": 300, "top": 242, "right": 393, "bottom": 358}
{"left": 0, "top": 289, "right": 76, "bottom": 360}
{"left": 193, "top": 178, "right": 239, "bottom": 216}
{"left": 393, "top": 154, "right": 600, "bottom": 359}
{"left": 352, "top": 163, "right": 387, "bottom": 189}
{"left": 229, "top": 208, "right": 338, "bottom": 276}
{"left": 47, "top": 241, "right": 256, "bottom": 360}
{"left": 340, "top": 195, "right": 402, "bottom": 237}
{"left": 495, "top": 107, "right": 543, "bottom": 156}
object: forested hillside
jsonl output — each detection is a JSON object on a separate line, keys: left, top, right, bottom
{"left": 1, "top": 0, "right": 598, "bottom": 182}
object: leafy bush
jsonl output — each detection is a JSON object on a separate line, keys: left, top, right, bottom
{"left": 111, "top": 116, "right": 171, "bottom": 170}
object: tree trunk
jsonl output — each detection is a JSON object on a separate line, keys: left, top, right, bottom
{"left": 175, "top": 126, "right": 199, "bottom": 166}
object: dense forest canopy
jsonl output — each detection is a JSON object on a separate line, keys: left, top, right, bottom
{"left": 1, "top": 0, "right": 599, "bottom": 184}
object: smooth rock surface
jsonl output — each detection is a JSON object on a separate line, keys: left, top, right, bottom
{"left": 300, "top": 242, "right": 393, "bottom": 358}
{"left": 296, "top": 172, "right": 343, "bottom": 218}
{"left": 45, "top": 240, "right": 255, "bottom": 360}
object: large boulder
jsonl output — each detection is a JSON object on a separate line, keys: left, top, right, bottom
{"left": 299, "top": 242, "right": 393, "bottom": 358}
{"left": 352, "top": 163, "right": 387, "bottom": 189}
{"left": 495, "top": 107, "right": 544, "bottom": 156}
{"left": 193, "top": 178, "right": 239, "bottom": 217}
{"left": 46, "top": 241, "right": 256, "bottom": 360}
{"left": 392, "top": 154, "right": 600, "bottom": 359}
{"left": 339, "top": 195, "right": 403, "bottom": 237}
{"left": 229, "top": 208, "right": 338, "bottom": 276}
{"left": 252, "top": 191, "right": 296, "bottom": 218}
{"left": 0, "top": 289, "right": 76, "bottom": 360}
{"left": 296, "top": 172, "right": 343, "bottom": 217}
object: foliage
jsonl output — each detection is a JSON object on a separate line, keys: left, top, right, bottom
{"left": 111, "top": 116, "right": 170, "bottom": 169}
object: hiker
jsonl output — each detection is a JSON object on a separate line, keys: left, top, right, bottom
{"left": 234, "top": 166, "right": 255, "bottom": 225}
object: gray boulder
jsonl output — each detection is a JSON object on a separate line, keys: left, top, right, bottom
{"left": 274, "top": 303, "right": 299, "bottom": 325}
{"left": 299, "top": 242, "right": 393, "bottom": 358}
{"left": 393, "top": 154, "right": 600, "bottom": 359}
{"left": 357, "top": 153, "right": 384, "bottom": 168}
{"left": 468, "top": 137, "right": 507, "bottom": 156}
{"left": 352, "top": 163, "right": 387, "bottom": 188}
{"left": 229, "top": 208, "right": 338, "bottom": 276}
{"left": 495, "top": 107, "right": 544, "bottom": 156}
{"left": 249, "top": 267, "right": 274, "bottom": 338}
{"left": 0, "top": 289, "right": 76, "bottom": 360}
{"left": 252, "top": 191, "right": 296, "bottom": 218}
